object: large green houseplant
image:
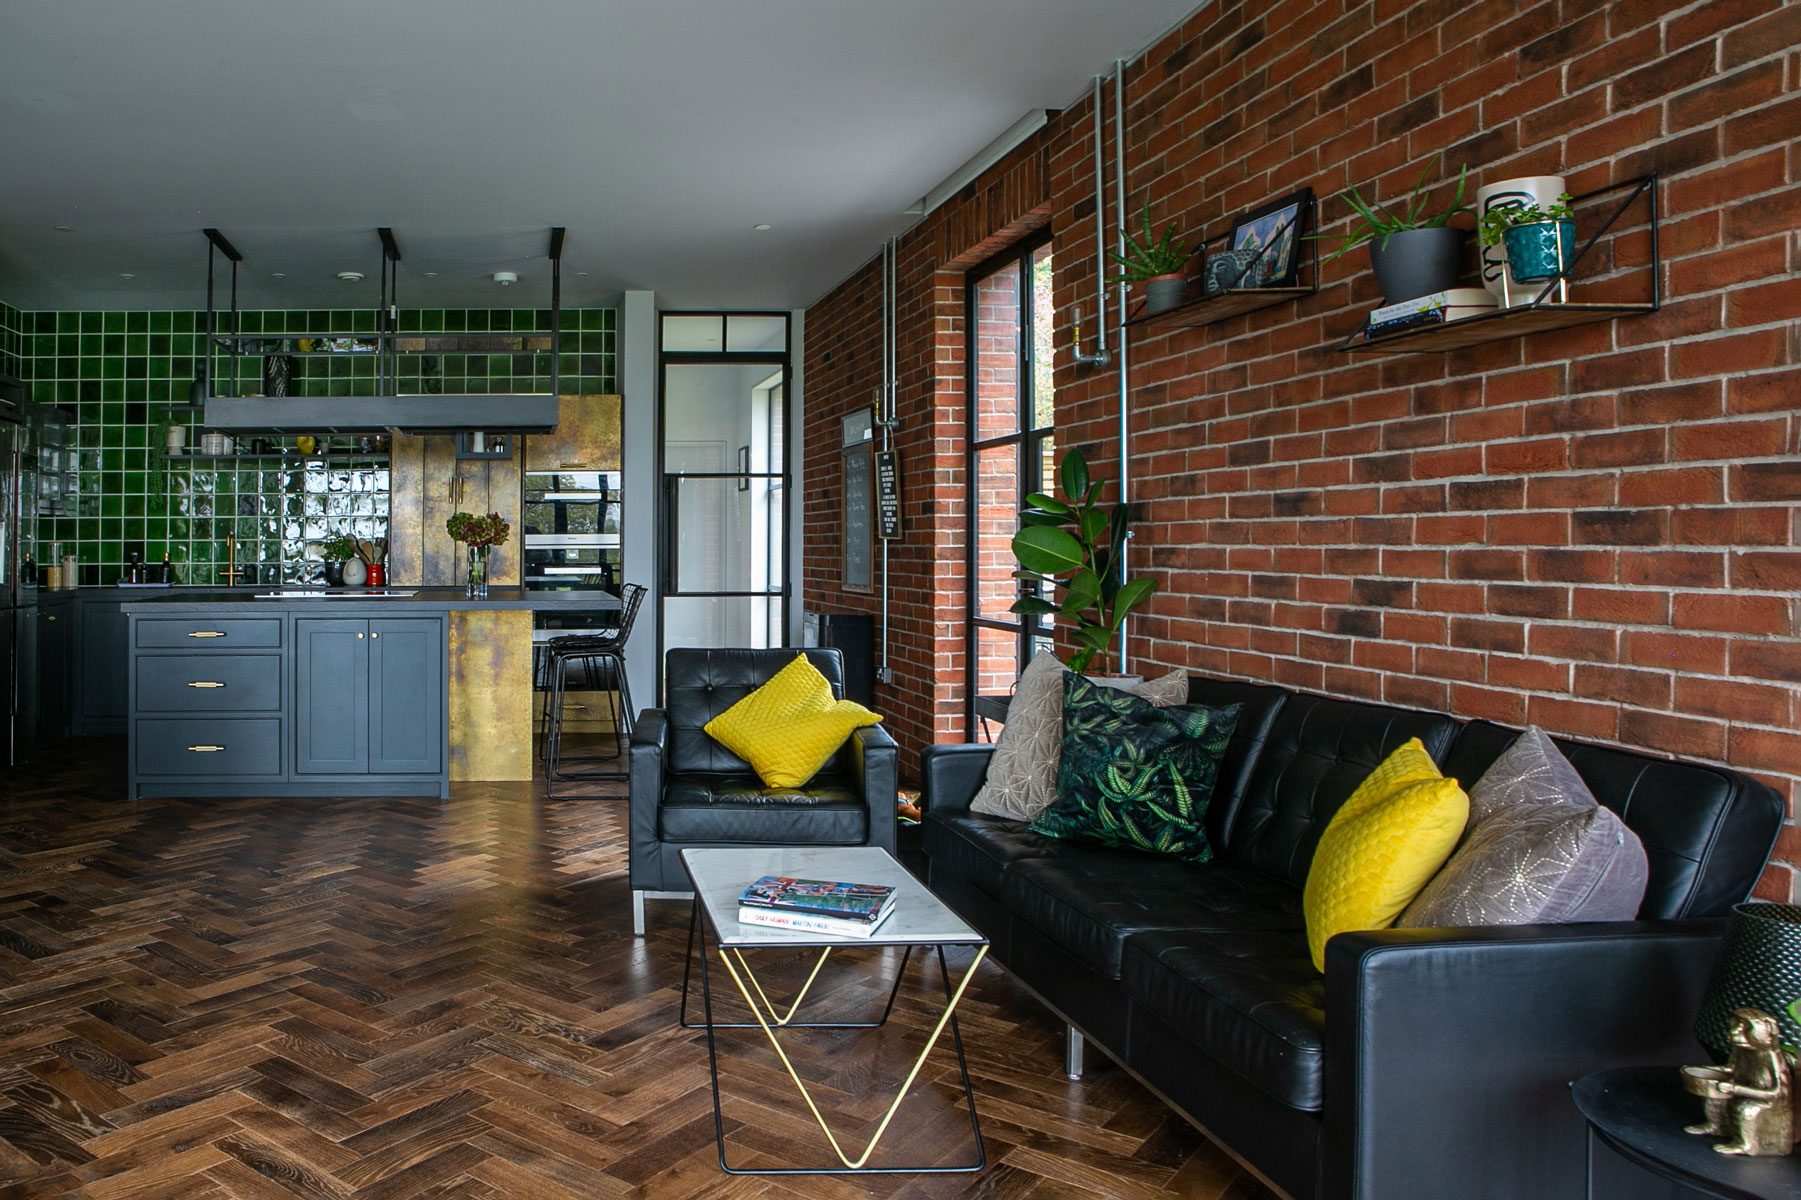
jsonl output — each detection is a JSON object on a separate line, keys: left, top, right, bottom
{"left": 1010, "top": 447, "right": 1157, "bottom": 672}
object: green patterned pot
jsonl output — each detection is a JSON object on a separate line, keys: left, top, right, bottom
{"left": 1502, "top": 219, "right": 1575, "bottom": 284}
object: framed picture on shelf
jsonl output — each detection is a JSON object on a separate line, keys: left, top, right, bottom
{"left": 1226, "top": 188, "right": 1312, "bottom": 288}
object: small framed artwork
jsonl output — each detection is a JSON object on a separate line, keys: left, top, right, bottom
{"left": 1226, "top": 188, "right": 1312, "bottom": 288}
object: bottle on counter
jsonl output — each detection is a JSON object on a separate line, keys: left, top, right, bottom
{"left": 20, "top": 553, "right": 35, "bottom": 587}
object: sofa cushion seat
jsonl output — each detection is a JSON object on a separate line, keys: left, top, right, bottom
{"left": 1122, "top": 928, "right": 1325, "bottom": 1110}
{"left": 660, "top": 773, "right": 868, "bottom": 844}
{"left": 1002, "top": 851, "right": 1304, "bottom": 979}
{"left": 920, "top": 811, "right": 1067, "bottom": 899}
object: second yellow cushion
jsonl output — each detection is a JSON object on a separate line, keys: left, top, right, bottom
{"left": 704, "top": 653, "right": 882, "bottom": 788}
{"left": 1302, "top": 738, "right": 1468, "bottom": 971}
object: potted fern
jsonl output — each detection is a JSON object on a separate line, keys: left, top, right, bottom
{"left": 1315, "top": 153, "right": 1473, "bottom": 303}
{"left": 1010, "top": 447, "right": 1158, "bottom": 673}
{"left": 1111, "top": 203, "right": 1195, "bottom": 315}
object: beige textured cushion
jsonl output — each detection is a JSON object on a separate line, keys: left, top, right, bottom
{"left": 1400, "top": 727, "right": 1648, "bottom": 927}
{"left": 970, "top": 659, "right": 1188, "bottom": 822}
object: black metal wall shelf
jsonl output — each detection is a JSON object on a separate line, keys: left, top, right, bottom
{"left": 1340, "top": 174, "right": 1658, "bottom": 355}
{"left": 1124, "top": 193, "right": 1319, "bottom": 331}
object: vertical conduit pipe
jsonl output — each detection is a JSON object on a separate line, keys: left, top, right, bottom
{"left": 878, "top": 238, "right": 895, "bottom": 686}
{"left": 1112, "top": 58, "right": 1132, "bottom": 675}
{"left": 1071, "top": 74, "right": 1111, "bottom": 368}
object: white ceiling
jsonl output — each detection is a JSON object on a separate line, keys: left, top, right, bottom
{"left": 0, "top": 0, "right": 1200, "bottom": 313}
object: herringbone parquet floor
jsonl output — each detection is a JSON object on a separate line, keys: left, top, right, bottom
{"left": 0, "top": 741, "right": 1278, "bottom": 1199}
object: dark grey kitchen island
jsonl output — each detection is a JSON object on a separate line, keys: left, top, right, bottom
{"left": 123, "top": 587, "right": 619, "bottom": 799}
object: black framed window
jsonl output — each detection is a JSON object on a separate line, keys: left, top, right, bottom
{"left": 965, "top": 234, "right": 1054, "bottom": 726}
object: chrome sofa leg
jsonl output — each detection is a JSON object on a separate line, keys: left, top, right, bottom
{"left": 633, "top": 890, "right": 646, "bottom": 937}
{"left": 1065, "top": 1025, "right": 1085, "bottom": 1080}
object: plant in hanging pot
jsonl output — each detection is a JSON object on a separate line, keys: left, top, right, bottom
{"left": 1009, "top": 447, "right": 1158, "bottom": 675}
{"left": 1110, "top": 202, "right": 1195, "bottom": 316}
{"left": 1477, "top": 193, "right": 1576, "bottom": 291}
{"left": 1314, "top": 153, "right": 1473, "bottom": 304}
{"left": 319, "top": 532, "right": 357, "bottom": 587}
{"left": 447, "top": 511, "right": 510, "bottom": 598}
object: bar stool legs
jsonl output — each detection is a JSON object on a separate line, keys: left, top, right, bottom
{"left": 544, "top": 646, "right": 632, "bottom": 798}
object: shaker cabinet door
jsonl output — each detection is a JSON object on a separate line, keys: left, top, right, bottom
{"left": 294, "top": 619, "right": 369, "bottom": 774}
{"left": 368, "top": 619, "right": 442, "bottom": 775}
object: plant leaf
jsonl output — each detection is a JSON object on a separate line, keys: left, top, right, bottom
{"left": 1012, "top": 525, "right": 1085, "bottom": 575}
{"left": 1080, "top": 506, "right": 1108, "bottom": 546}
{"left": 1063, "top": 568, "right": 1101, "bottom": 615}
{"left": 1024, "top": 492, "right": 1070, "bottom": 514}
{"left": 1010, "top": 597, "right": 1057, "bottom": 615}
{"left": 1110, "top": 577, "right": 1157, "bottom": 628}
{"left": 1061, "top": 449, "right": 1089, "bottom": 501}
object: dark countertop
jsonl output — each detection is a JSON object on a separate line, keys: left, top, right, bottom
{"left": 121, "top": 586, "right": 620, "bottom": 614}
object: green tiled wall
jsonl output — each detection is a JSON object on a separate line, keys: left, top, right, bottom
{"left": 6, "top": 305, "right": 615, "bottom": 585}
{"left": 0, "top": 301, "right": 23, "bottom": 378}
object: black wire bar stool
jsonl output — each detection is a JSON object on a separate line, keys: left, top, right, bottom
{"left": 542, "top": 582, "right": 646, "bottom": 797}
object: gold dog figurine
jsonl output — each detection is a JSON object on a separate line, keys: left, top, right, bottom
{"left": 1684, "top": 1007, "right": 1796, "bottom": 1156}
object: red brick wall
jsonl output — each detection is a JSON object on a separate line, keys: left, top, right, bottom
{"left": 803, "top": 0, "right": 1801, "bottom": 895}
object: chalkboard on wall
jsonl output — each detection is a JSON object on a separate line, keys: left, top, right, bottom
{"left": 843, "top": 442, "right": 873, "bottom": 591}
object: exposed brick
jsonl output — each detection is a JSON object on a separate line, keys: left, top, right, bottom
{"left": 1572, "top": 509, "right": 1669, "bottom": 546}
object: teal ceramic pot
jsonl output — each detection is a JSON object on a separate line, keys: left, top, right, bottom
{"left": 1502, "top": 220, "right": 1576, "bottom": 284}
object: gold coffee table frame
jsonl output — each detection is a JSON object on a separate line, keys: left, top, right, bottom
{"left": 678, "top": 847, "right": 989, "bottom": 1176}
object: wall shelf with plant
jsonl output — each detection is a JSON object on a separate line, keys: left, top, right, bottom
{"left": 1339, "top": 174, "right": 1659, "bottom": 355}
{"left": 1124, "top": 190, "right": 1318, "bottom": 330}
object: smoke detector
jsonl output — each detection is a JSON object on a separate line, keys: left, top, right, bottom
{"left": 493, "top": 271, "right": 518, "bottom": 286}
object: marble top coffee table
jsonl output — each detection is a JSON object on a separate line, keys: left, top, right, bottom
{"left": 678, "top": 845, "right": 988, "bottom": 1175}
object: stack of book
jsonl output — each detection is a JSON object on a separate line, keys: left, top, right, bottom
{"left": 1362, "top": 287, "right": 1498, "bottom": 338}
{"left": 737, "top": 875, "right": 899, "bottom": 937}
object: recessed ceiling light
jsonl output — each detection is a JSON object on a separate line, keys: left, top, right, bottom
{"left": 753, "top": 223, "right": 772, "bottom": 231}
{"left": 422, "top": 271, "right": 438, "bottom": 278}
{"left": 119, "top": 273, "right": 135, "bottom": 279}
{"left": 52, "top": 224, "right": 74, "bottom": 233}
{"left": 337, "top": 271, "right": 365, "bottom": 283}
{"left": 271, "top": 272, "right": 287, "bottom": 279}
{"left": 575, "top": 271, "right": 589, "bottom": 278}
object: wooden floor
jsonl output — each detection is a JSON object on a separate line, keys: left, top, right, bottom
{"left": 0, "top": 741, "right": 1279, "bottom": 1199}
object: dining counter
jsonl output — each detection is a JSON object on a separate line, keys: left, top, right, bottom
{"left": 123, "top": 587, "right": 621, "bottom": 792}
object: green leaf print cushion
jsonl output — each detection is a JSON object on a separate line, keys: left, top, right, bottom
{"left": 1029, "top": 671, "right": 1241, "bottom": 862}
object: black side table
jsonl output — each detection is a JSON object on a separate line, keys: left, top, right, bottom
{"left": 1572, "top": 1066, "right": 1801, "bottom": 1200}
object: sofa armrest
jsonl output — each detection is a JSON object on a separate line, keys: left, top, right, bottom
{"left": 919, "top": 743, "right": 996, "bottom": 814}
{"left": 1319, "top": 920, "right": 1724, "bottom": 1200}
{"left": 628, "top": 710, "right": 668, "bottom": 885}
{"left": 853, "top": 723, "right": 899, "bottom": 858}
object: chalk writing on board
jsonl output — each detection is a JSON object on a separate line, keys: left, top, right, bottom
{"left": 843, "top": 443, "right": 873, "bottom": 590}
{"left": 876, "top": 450, "right": 902, "bottom": 540}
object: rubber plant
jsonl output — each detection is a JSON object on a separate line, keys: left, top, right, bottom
{"left": 1009, "top": 447, "right": 1157, "bottom": 672}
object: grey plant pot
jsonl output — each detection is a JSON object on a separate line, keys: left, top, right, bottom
{"left": 1367, "top": 227, "right": 1466, "bottom": 304}
{"left": 1143, "top": 274, "right": 1189, "bottom": 315}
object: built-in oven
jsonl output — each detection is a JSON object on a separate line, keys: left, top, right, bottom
{"left": 522, "top": 471, "right": 622, "bottom": 632}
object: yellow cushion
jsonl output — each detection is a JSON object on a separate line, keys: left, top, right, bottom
{"left": 1302, "top": 738, "right": 1469, "bottom": 971}
{"left": 704, "top": 653, "right": 882, "bottom": 787}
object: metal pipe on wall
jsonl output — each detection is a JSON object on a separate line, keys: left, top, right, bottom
{"left": 1112, "top": 57, "right": 1132, "bottom": 675}
{"left": 877, "top": 236, "right": 897, "bottom": 686}
{"left": 1071, "top": 73, "right": 1111, "bottom": 368}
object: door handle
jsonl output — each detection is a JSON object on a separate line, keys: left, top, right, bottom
{"left": 187, "top": 631, "right": 225, "bottom": 638}
{"left": 186, "top": 681, "right": 225, "bottom": 689}
{"left": 187, "top": 744, "right": 225, "bottom": 752}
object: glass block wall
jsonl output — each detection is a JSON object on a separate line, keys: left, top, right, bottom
{"left": 3, "top": 305, "right": 615, "bottom": 586}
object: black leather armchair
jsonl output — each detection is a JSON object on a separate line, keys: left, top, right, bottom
{"left": 628, "top": 647, "right": 899, "bottom": 935}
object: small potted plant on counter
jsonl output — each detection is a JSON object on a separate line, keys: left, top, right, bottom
{"left": 320, "top": 532, "right": 357, "bottom": 587}
{"left": 1315, "top": 153, "right": 1472, "bottom": 304}
{"left": 447, "top": 511, "right": 510, "bottom": 598}
{"left": 1478, "top": 192, "right": 1576, "bottom": 299}
{"left": 1009, "top": 447, "right": 1157, "bottom": 676}
{"left": 1111, "top": 202, "right": 1195, "bottom": 316}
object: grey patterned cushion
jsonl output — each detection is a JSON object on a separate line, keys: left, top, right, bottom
{"left": 1400, "top": 727, "right": 1648, "bottom": 927}
{"left": 970, "top": 657, "right": 1188, "bottom": 822}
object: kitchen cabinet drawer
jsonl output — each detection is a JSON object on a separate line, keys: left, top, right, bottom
{"left": 137, "top": 655, "right": 281, "bottom": 713}
{"left": 135, "top": 718, "right": 282, "bottom": 776}
{"left": 136, "top": 618, "right": 283, "bottom": 648}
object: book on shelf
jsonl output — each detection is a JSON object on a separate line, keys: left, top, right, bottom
{"left": 736, "top": 903, "right": 898, "bottom": 938}
{"left": 738, "top": 875, "right": 898, "bottom": 922}
{"left": 1363, "top": 287, "right": 1498, "bottom": 338}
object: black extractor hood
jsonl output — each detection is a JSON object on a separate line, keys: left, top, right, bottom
{"left": 197, "top": 227, "right": 567, "bottom": 437}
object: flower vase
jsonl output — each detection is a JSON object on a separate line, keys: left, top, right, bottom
{"left": 466, "top": 545, "right": 489, "bottom": 598}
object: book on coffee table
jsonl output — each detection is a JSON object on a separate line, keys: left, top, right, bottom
{"left": 737, "top": 875, "right": 899, "bottom": 937}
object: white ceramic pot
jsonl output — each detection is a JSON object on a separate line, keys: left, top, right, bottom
{"left": 1476, "top": 175, "right": 1566, "bottom": 307}
{"left": 341, "top": 558, "right": 367, "bottom": 587}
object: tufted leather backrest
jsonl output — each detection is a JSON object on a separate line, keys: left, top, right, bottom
{"left": 1444, "top": 720, "right": 1783, "bottom": 919}
{"left": 1184, "top": 676, "right": 1290, "bottom": 852}
{"left": 1222, "top": 693, "right": 1459, "bottom": 888}
{"left": 663, "top": 648, "right": 846, "bottom": 775}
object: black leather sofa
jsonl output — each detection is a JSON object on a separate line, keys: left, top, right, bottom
{"left": 921, "top": 674, "right": 1783, "bottom": 1200}
{"left": 629, "top": 647, "right": 899, "bottom": 935}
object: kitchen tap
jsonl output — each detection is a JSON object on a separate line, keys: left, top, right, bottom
{"left": 218, "top": 533, "right": 245, "bottom": 586}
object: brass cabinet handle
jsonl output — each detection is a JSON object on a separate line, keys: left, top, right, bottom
{"left": 371, "top": 632, "right": 379, "bottom": 639}
{"left": 187, "top": 631, "right": 226, "bottom": 638}
{"left": 45, "top": 615, "right": 56, "bottom": 622}
{"left": 187, "top": 745, "right": 225, "bottom": 752}
{"left": 357, "top": 632, "right": 364, "bottom": 639}
{"left": 187, "top": 681, "right": 225, "bottom": 689}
